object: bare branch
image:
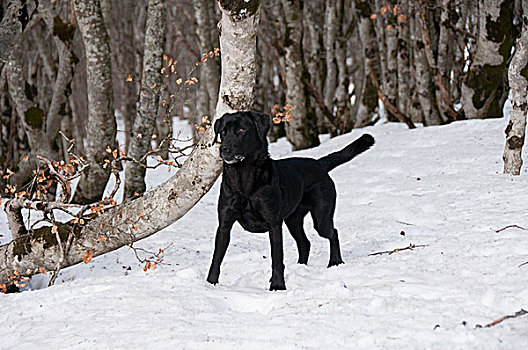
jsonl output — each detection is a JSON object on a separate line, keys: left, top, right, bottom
{"left": 495, "top": 225, "right": 527, "bottom": 233}
{"left": 480, "top": 309, "right": 527, "bottom": 328}
{"left": 369, "top": 243, "right": 428, "bottom": 256}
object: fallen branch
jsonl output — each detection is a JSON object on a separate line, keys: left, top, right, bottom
{"left": 482, "top": 309, "right": 527, "bottom": 328}
{"left": 366, "top": 60, "right": 416, "bottom": 129}
{"left": 368, "top": 243, "right": 428, "bottom": 256}
{"left": 495, "top": 225, "right": 527, "bottom": 233}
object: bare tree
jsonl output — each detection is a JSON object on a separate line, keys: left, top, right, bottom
{"left": 503, "top": 1, "right": 528, "bottom": 175}
{"left": 194, "top": 0, "right": 221, "bottom": 119}
{"left": 413, "top": 4, "right": 443, "bottom": 126}
{"left": 124, "top": 0, "right": 167, "bottom": 199}
{"left": 71, "top": 0, "right": 117, "bottom": 204}
{"left": 281, "top": 0, "right": 320, "bottom": 150}
{"left": 354, "top": 0, "right": 381, "bottom": 127}
{"left": 396, "top": 0, "right": 410, "bottom": 117}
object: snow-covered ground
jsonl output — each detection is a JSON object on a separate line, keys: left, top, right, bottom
{"left": 1, "top": 113, "right": 528, "bottom": 349}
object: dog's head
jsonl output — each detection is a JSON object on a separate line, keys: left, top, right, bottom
{"left": 213, "top": 111, "right": 271, "bottom": 164}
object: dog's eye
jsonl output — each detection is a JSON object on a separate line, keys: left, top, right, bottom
{"left": 238, "top": 128, "right": 246, "bottom": 134}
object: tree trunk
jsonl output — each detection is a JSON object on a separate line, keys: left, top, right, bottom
{"left": 397, "top": 0, "right": 410, "bottom": 116}
{"left": 304, "top": 0, "right": 326, "bottom": 132}
{"left": 385, "top": 0, "right": 398, "bottom": 122}
{"left": 0, "top": 0, "right": 39, "bottom": 63}
{"left": 281, "top": 0, "right": 320, "bottom": 150}
{"left": 354, "top": 0, "right": 381, "bottom": 127}
{"left": 373, "top": 0, "right": 387, "bottom": 88}
{"left": 461, "top": 0, "right": 513, "bottom": 119}
{"left": 194, "top": 0, "right": 221, "bottom": 118}
{"left": 124, "top": 0, "right": 167, "bottom": 200}
{"left": 335, "top": 0, "right": 351, "bottom": 133}
{"left": 0, "top": 0, "right": 262, "bottom": 286}
{"left": 72, "top": 0, "right": 117, "bottom": 204}
{"left": 414, "top": 9, "right": 443, "bottom": 126}
{"left": 323, "top": 0, "right": 338, "bottom": 113}
{"left": 503, "top": 2, "right": 528, "bottom": 175}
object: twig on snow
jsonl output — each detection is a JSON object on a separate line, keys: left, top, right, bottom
{"left": 494, "top": 225, "right": 527, "bottom": 233}
{"left": 396, "top": 220, "right": 416, "bottom": 226}
{"left": 479, "top": 309, "right": 527, "bottom": 328}
{"left": 368, "top": 243, "right": 428, "bottom": 256}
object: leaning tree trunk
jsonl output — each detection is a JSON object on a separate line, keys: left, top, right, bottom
{"left": 461, "top": 0, "right": 513, "bottom": 119}
{"left": 72, "top": 0, "right": 117, "bottom": 204}
{"left": 124, "top": 0, "right": 167, "bottom": 200}
{"left": 0, "top": 0, "right": 262, "bottom": 286}
{"left": 281, "top": 0, "right": 319, "bottom": 150}
{"left": 503, "top": 2, "right": 528, "bottom": 175}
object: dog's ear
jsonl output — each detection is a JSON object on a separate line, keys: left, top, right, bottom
{"left": 213, "top": 115, "right": 226, "bottom": 144}
{"left": 250, "top": 112, "right": 271, "bottom": 142}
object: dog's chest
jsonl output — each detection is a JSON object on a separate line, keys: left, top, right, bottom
{"left": 236, "top": 196, "right": 271, "bottom": 233}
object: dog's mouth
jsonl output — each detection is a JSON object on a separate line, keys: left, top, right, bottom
{"left": 222, "top": 155, "right": 245, "bottom": 164}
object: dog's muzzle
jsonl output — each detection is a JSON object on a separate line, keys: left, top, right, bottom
{"left": 222, "top": 155, "right": 245, "bottom": 164}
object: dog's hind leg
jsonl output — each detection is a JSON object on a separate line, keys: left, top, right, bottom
{"left": 285, "top": 209, "right": 311, "bottom": 264}
{"left": 327, "top": 229, "right": 344, "bottom": 267}
{"left": 309, "top": 183, "right": 344, "bottom": 268}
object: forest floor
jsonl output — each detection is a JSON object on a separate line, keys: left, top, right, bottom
{"left": 1, "top": 108, "right": 528, "bottom": 349}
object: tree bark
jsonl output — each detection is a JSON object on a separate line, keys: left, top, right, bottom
{"left": 396, "top": 0, "right": 410, "bottom": 116}
{"left": 72, "top": 0, "right": 117, "bottom": 204}
{"left": 0, "top": 0, "right": 39, "bottom": 64}
{"left": 281, "top": 0, "right": 320, "bottom": 150}
{"left": 335, "top": 0, "right": 351, "bottom": 133}
{"left": 385, "top": 0, "right": 398, "bottom": 122}
{"left": 503, "top": 1, "right": 528, "bottom": 175}
{"left": 414, "top": 9, "right": 443, "bottom": 126}
{"left": 124, "top": 0, "right": 167, "bottom": 200}
{"left": 354, "top": 0, "right": 381, "bottom": 127}
{"left": 304, "top": 0, "right": 326, "bottom": 132}
{"left": 0, "top": 0, "right": 262, "bottom": 286}
{"left": 323, "top": 0, "right": 338, "bottom": 112}
{"left": 461, "top": 0, "right": 513, "bottom": 119}
{"left": 373, "top": 0, "right": 387, "bottom": 88}
{"left": 194, "top": 0, "right": 221, "bottom": 118}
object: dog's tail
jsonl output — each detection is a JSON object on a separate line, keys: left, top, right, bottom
{"left": 318, "top": 134, "right": 375, "bottom": 172}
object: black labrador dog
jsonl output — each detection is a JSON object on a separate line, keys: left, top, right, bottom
{"left": 207, "top": 111, "right": 374, "bottom": 290}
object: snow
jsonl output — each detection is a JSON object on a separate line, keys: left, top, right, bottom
{"left": 1, "top": 111, "right": 528, "bottom": 348}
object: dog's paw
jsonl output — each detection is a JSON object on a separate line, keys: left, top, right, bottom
{"left": 269, "top": 282, "right": 286, "bottom": 291}
{"left": 327, "top": 259, "right": 344, "bottom": 268}
{"left": 206, "top": 275, "right": 219, "bottom": 285}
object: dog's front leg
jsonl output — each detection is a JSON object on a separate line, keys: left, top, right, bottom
{"left": 207, "top": 218, "right": 234, "bottom": 285}
{"left": 269, "top": 224, "right": 286, "bottom": 291}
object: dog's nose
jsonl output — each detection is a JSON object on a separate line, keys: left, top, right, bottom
{"left": 220, "top": 145, "right": 230, "bottom": 154}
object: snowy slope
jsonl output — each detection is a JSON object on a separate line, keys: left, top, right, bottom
{"left": 1, "top": 114, "right": 528, "bottom": 349}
